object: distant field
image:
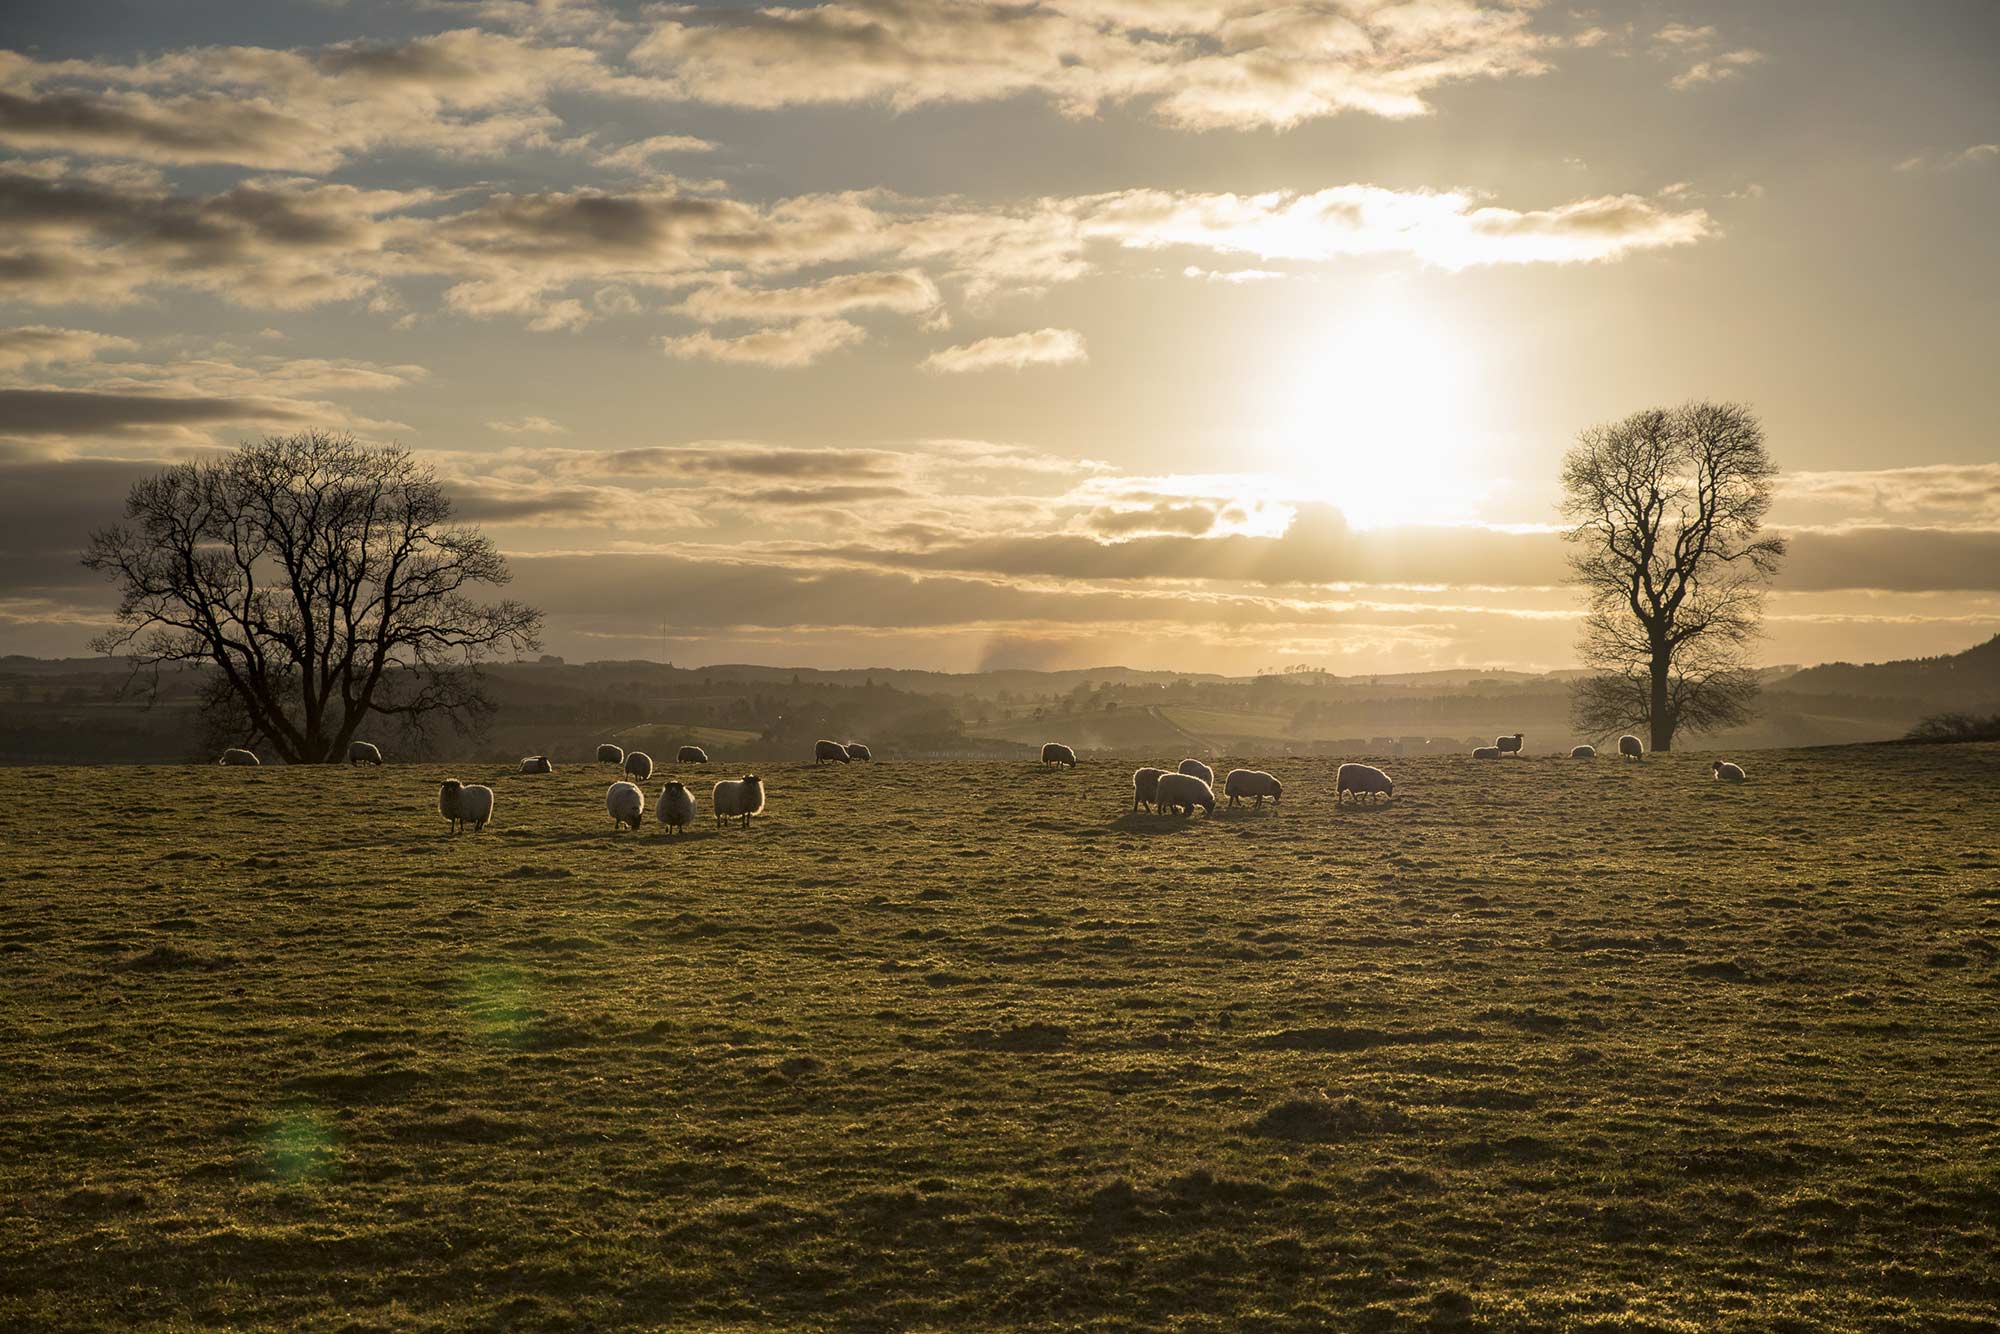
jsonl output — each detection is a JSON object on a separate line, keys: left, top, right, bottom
{"left": 3, "top": 746, "right": 1997, "bottom": 1329}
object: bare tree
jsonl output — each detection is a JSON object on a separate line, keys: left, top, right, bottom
{"left": 83, "top": 430, "right": 543, "bottom": 763}
{"left": 1560, "top": 401, "right": 1786, "bottom": 753}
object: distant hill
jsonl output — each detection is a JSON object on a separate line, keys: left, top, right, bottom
{"left": 1778, "top": 635, "right": 2000, "bottom": 708}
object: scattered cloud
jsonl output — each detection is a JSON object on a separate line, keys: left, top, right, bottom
{"left": 1648, "top": 22, "right": 1763, "bottom": 90}
{"left": 487, "top": 414, "right": 567, "bottom": 434}
{"left": 0, "top": 324, "right": 136, "bottom": 370}
{"left": 921, "top": 328, "right": 1087, "bottom": 374}
{"left": 1895, "top": 143, "right": 2000, "bottom": 173}
{"left": 675, "top": 270, "right": 941, "bottom": 325}
{"left": 661, "top": 316, "right": 867, "bottom": 367}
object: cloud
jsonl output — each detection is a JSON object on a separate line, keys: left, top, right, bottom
{"left": 487, "top": 414, "right": 568, "bottom": 434}
{"left": 675, "top": 270, "right": 941, "bottom": 324}
{"left": 921, "top": 328, "right": 1087, "bottom": 374}
{"left": 0, "top": 387, "right": 311, "bottom": 438}
{"left": 594, "top": 442, "right": 911, "bottom": 480}
{"left": 1778, "top": 463, "right": 2000, "bottom": 527}
{"left": 661, "top": 316, "right": 867, "bottom": 367}
{"left": 1648, "top": 21, "right": 1764, "bottom": 90}
{"left": 0, "top": 325, "right": 136, "bottom": 370}
{"left": 1668, "top": 49, "right": 1765, "bottom": 91}
{"left": 1895, "top": 143, "right": 2000, "bottom": 173}
{"left": 591, "top": 133, "right": 718, "bottom": 172}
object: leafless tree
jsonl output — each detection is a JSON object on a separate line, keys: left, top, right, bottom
{"left": 1560, "top": 401, "right": 1786, "bottom": 753}
{"left": 83, "top": 430, "right": 542, "bottom": 763}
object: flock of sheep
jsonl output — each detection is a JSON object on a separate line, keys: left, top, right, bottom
{"left": 213, "top": 728, "right": 1749, "bottom": 836}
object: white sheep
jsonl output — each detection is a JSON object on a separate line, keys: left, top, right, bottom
{"left": 438, "top": 779, "right": 494, "bottom": 834}
{"left": 713, "top": 774, "right": 766, "bottom": 828}
{"left": 1131, "top": 766, "right": 1164, "bottom": 812}
{"left": 1495, "top": 733, "right": 1524, "bottom": 758}
{"left": 597, "top": 743, "right": 624, "bottom": 765}
{"left": 1223, "top": 769, "right": 1283, "bottom": 808}
{"left": 1337, "top": 762, "right": 1394, "bottom": 803}
{"left": 1570, "top": 745, "right": 1596, "bottom": 759}
{"left": 846, "top": 743, "right": 872, "bottom": 762}
{"left": 1471, "top": 746, "right": 1502, "bottom": 760}
{"left": 1042, "top": 742, "right": 1077, "bottom": 769}
{"left": 677, "top": 745, "right": 708, "bottom": 764}
{"left": 1178, "top": 757, "right": 1214, "bottom": 786}
{"left": 519, "top": 755, "right": 553, "bottom": 774}
{"left": 607, "top": 780, "right": 645, "bottom": 831}
{"left": 623, "top": 750, "right": 654, "bottom": 782}
{"left": 1712, "top": 759, "right": 1746, "bottom": 783}
{"left": 656, "top": 779, "right": 696, "bottom": 834}
{"left": 815, "top": 739, "right": 851, "bottom": 764}
{"left": 217, "top": 748, "right": 260, "bottom": 766}
{"left": 1155, "top": 771, "right": 1215, "bottom": 817}
{"left": 1619, "top": 735, "right": 1644, "bottom": 761}
{"left": 348, "top": 741, "right": 382, "bottom": 766}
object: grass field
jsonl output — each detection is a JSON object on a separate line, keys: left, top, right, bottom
{"left": 3, "top": 746, "right": 1998, "bottom": 1330}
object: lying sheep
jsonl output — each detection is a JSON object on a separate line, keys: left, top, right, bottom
{"left": 1132, "top": 766, "right": 1165, "bottom": 812}
{"left": 1178, "top": 757, "right": 1214, "bottom": 786}
{"left": 1155, "top": 772, "right": 1216, "bottom": 818}
{"left": 597, "top": 743, "right": 624, "bottom": 765}
{"left": 656, "top": 780, "right": 696, "bottom": 834}
{"left": 846, "top": 743, "right": 872, "bottom": 762}
{"left": 713, "top": 775, "right": 765, "bottom": 828}
{"left": 1496, "top": 733, "right": 1524, "bottom": 758}
{"left": 1619, "top": 735, "right": 1644, "bottom": 761}
{"left": 519, "top": 755, "right": 553, "bottom": 774}
{"left": 607, "top": 780, "right": 645, "bottom": 831}
{"left": 1337, "top": 763, "right": 1394, "bottom": 803}
{"left": 623, "top": 750, "right": 654, "bottom": 782}
{"left": 1570, "top": 744, "right": 1596, "bottom": 759}
{"left": 1712, "top": 759, "right": 1746, "bottom": 783}
{"left": 438, "top": 779, "right": 494, "bottom": 834}
{"left": 1223, "top": 769, "right": 1282, "bottom": 808}
{"left": 348, "top": 741, "right": 382, "bottom": 766}
{"left": 1472, "top": 746, "right": 1502, "bottom": 760}
{"left": 815, "top": 739, "right": 850, "bottom": 764}
{"left": 677, "top": 745, "right": 708, "bottom": 764}
{"left": 1042, "top": 742, "right": 1076, "bottom": 769}
{"left": 218, "top": 747, "right": 260, "bottom": 766}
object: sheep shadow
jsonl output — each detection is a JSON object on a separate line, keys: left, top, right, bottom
{"left": 1108, "top": 811, "right": 1208, "bottom": 835}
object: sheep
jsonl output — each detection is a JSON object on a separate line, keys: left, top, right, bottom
{"left": 217, "top": 748, "right": 260, "bottom": 766}
{"left": 623, "top": 750, "right": 654, "bottom": 782}
{"left": 815, "top": 739, "right": 851, "bottom": 764}
{"left": 1155, "top": 771, "right": 1216, "bottom": 818}
{"left": 656, "top": 779, "right": 696, "bottom": 834}
{"left": 519, "top": 755, "right": 553, "bottom": 774}
{"left": 348, "top": 741, "right": 382, "bottom": 766}
{"left": 1177, "top": 757, "right": 1214, "bottom": 786}
{"left": 1337, "top": 762, "right": 1394, "bottom": 803}
{"left": 1495, "top": 732, "right": 1524, "bottom": 758}
{"left": 1619, "top": 734, "right": 1644, "bottom": 761}
{"left": 437, "top": 779, "right": 494, "bottom": 834}
{"left": 846, "top": 743, "right": 872, "bottom": 762}
{"left": 1471, "top": 746, "right": 1502, "bottom": 760}
{"left": 677, "top": 745, "right": 709, "bottom": 764}
{"left": 1132, "top": 766, "right": 1164, "bottom": 812}
{"left": 607, "top": 780, "right": 645, "bottom": 831}
{"left": 713, "top": 775, "right": 765, "bottom": 828}
{"left": 1712, "top": 759, "right": 1746, "bottom": 783}
{"left": 597, "top": 743, "right": 624, "bottom": 765}
{"left": 1570, "top": 744, "right": 1596, "bottom": 759}
{"left": 1041, "top": 742, "right": 1077, "bottom": 769}
{"left": 1223, "top": 769, "right": 1283, "bottom": 808}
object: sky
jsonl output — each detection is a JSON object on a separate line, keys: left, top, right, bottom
{"left": 0, "top": 0, "right": 1995, "bottom": 674}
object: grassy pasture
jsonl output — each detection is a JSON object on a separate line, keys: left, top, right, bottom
{"left": 2, "top": 746, "right": 1997, "bottom": 1330}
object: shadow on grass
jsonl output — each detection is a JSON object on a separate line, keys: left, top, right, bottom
{"left": 1108, "top": 812, "right": 1209, "bottom": 835}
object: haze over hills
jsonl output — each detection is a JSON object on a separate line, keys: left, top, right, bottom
{"left": 3, "top": 635, "right": 1994, "bottom": 766}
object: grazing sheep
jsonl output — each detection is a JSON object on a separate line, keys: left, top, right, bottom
{"left": 597, "top": 743, "right": 624, "bottom": 765}
{"left": 1471, "top": 746, "right": 1502, "bottom": 760}
{"left": 348, "top": 741, "right": 382, "bottom": 766}
{"left": 1223, "top": 769, "right": 1283, "bottom": 808}
{"left": 1042, "top": 742, "right": 1077, "bottom": 769}
{"left": 1155, "top": 771, "right": 1216, "bottom": 818}
{"left": 656, "top": 780, "right": 696, "bottom": 834}
{"left": 1495, "top": 733, "right": 1524, "bottom": 758}
{"left": 677, "top": 745, "right": 708, "bottom": 764}
{"left": 1619, "top": 735, "right": 1644, "bottom": 761}
{"left": 1570, "top": 745, "right": 1596, "bottom": 759}
{"left": 623, "top": 750, "right": 654, "bottom": 782}
{"left": 438, "top": 779, "right": 494, "bottom": 834}
{"left": 519, "top": 755, "right": 553, "bottom": 774}
{"left": 607, "top": 780, "right": 645, "bottom": 831}
{"left": 217, "top": 747, "right": 260, "bottom": 766}
{"left": 1132, "top": 766, "right": 1165, "bottom": 812}
{"left": 1712, "top": 759, "right": 1746, "bottom": 783}
{"left": 1178, "top": 757, "right": 1214, "bottom": 786}
{"left": 815, "top": 739, "right": 851, "bottom": 764}
{"left": 846, "top": 743, "right": 872, "bottom": 761}
{"left": 713, "top": 775, "right": 765, "bottom": 828}
{"left": 1337, "top": 763, "right": 1395, "bottom": 803}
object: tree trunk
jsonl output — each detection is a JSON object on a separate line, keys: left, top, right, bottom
{"left": 1649, "top": 653, "right": 1674, "bottom": 753}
